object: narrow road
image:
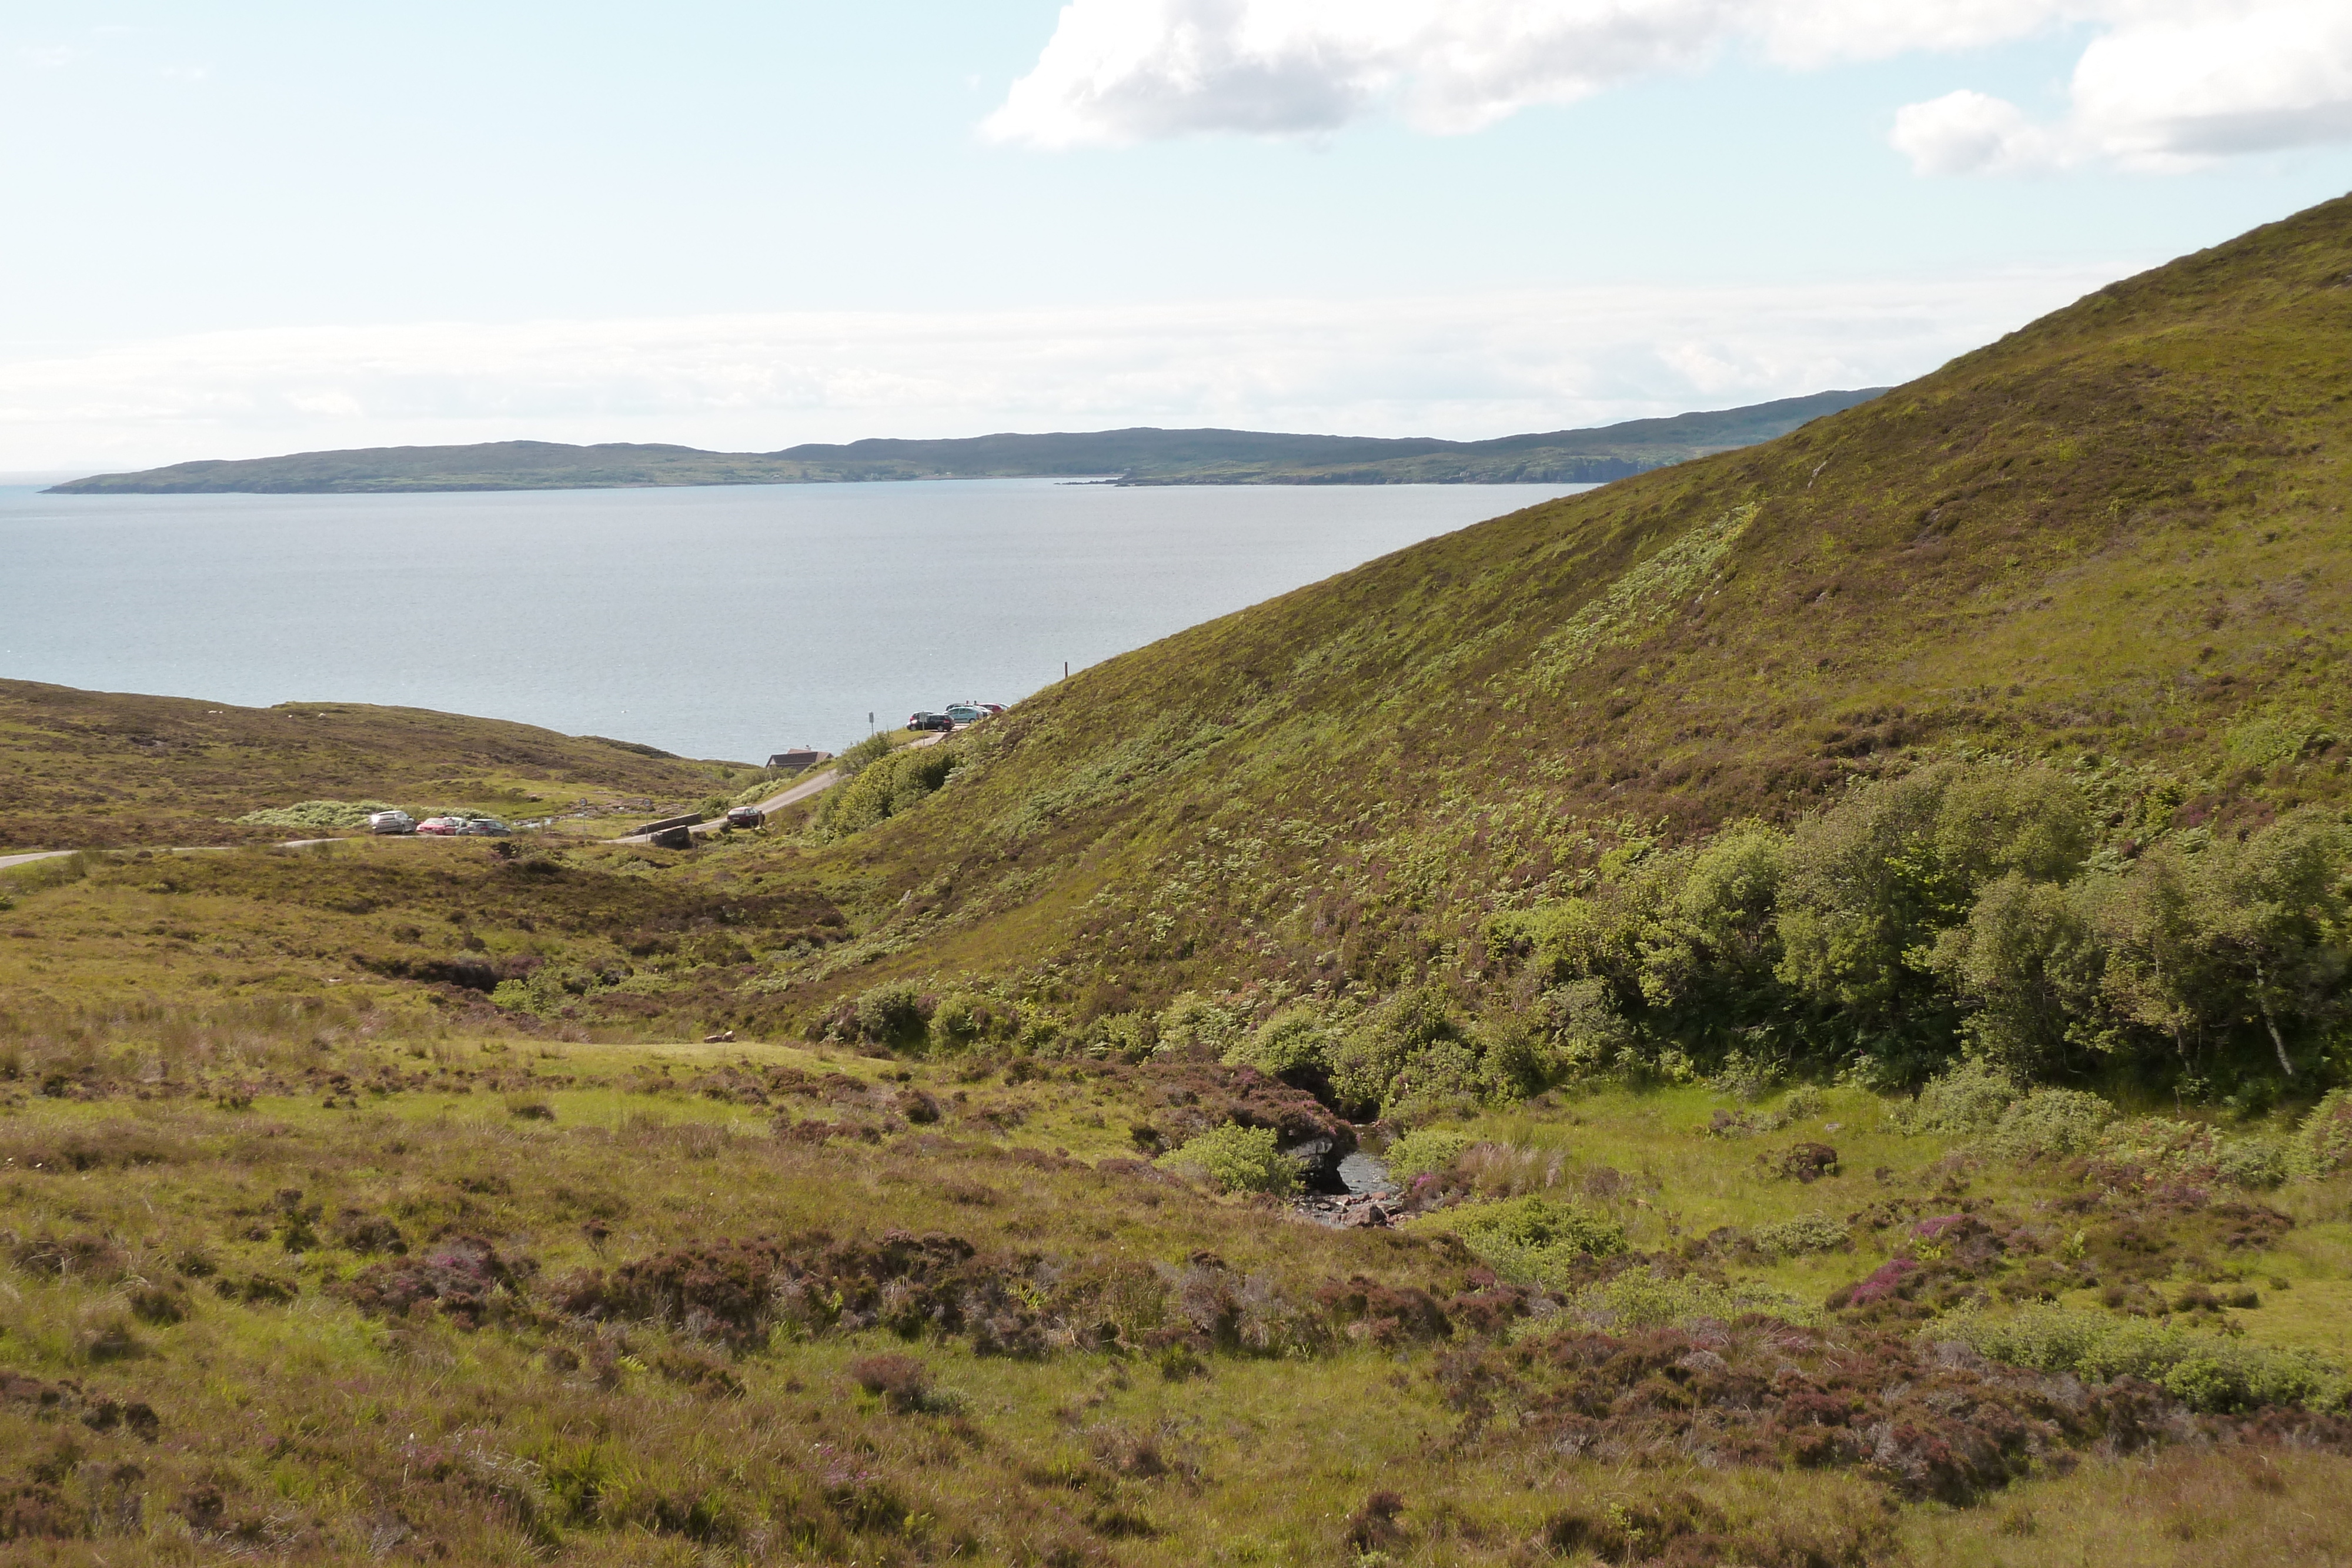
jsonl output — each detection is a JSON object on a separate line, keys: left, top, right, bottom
{"left": 611, "top": 729, "right": 950, "bottom": 845}
{"left": 0, "top": 735, "right": 957, "bottom": 868}
{"left": 0, "top": 837, "right": 349, "bottom": 873}
{"left": 0, "top": 850, "right": 74, "bottom": 872}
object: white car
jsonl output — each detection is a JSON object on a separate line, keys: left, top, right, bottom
{"left": 367, "top": 810, "right": 416, "bottom": 835}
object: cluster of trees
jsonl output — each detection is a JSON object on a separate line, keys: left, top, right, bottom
{"left": 1482, "top": 763, "right": 2349, "bottom": 1100}
{"left": 810, "top": 736, "right": 959, "bottom": 841}
{"left": 821, "top": 760, "right": 2346, "bottom": 1117}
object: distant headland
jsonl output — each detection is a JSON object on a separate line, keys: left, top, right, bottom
{"left": 45, "top": 389, "right": 1886, "bottom": 494}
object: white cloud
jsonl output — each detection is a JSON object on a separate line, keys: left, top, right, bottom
{"left": 985, "top": 1, "right": 2352, "bottom": 174}
{"left": 1892, "top": 89, "right": 2073, "bottom": 175}
{"left": 0, "top": 272, "right": 2120, "bottom": 473}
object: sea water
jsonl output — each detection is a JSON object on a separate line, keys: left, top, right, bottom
{"left": 0, "top": 477, "right": 1594, "bottom": 761}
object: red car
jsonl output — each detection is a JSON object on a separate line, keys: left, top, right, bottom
{"left": 414, "top": 816, "right": 462, "bottom": 835}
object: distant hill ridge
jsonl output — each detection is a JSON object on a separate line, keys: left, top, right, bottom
{"left": 45, "top": 390, "right": 1885, "bottom": 494}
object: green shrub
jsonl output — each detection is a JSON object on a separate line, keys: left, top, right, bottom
{"left": 232, "top": 799, "right": 400, "bottom": 830}
{"left": 1706, "top": 1050, "right": 1782, "bottom": 1102}
{"left": 830, "top": 731, "right": 895, "bottom": 777}
{"left": 1158, "top": 992, "right": 1245, "bottom": 1059}
{"left": 2089, "top": 1116, "right": 2283, "bottom": 1188}
{"left": 489, "top": 964, "right": 610, "bottom": 1018}
{"left": 1329, "top": 987, "right": 1460, "bottom": 1112}
{"left": 1929, "top": 1307, "right": 2350, "bottom": 1413}
{"left": 1384, "top": 1129, "right": 1472, "bottom": 1181}
{"left": 2214, "top": 1135, "right": 2290, "bottom": 1189}
{"left": 851, "top": 982, "right": 931, "bottom": 1048}
{"left": 1984, "top": 1088, "right": 2114, "bottom": 1160}
{"left": 1085, "top": 1012, "right": 1154, "bottom": 1061}
{"left": 1438, "top": 1196, "right": 1625, "bottom": 1284}
{"left": 1780, "top": 1085, "right": 1826, "bottom": 1123}
{"left": 1469, "top": 1012, "right": 1551, "bottom": 1101}
{"left": 1569, "top": 1268, "right": 1815, "bottom": 1330}
{"left": 1156, "top": 1123, "right": 1298, "bottom": 1196}
{"left": 1752, "top": 1212, "right": 1850, "bottom": 1256}
{"left": 2291, "top": 1089, "right": 2352, "bottom": 1177}
{"left": 811, "top": 744, "right": 957, "bottom": 840}
{"left": 1895, "top": 1059, "right": 2019, "bottom": 1135}
{"left": 929, "top": 991, "right": 1014, "bottom": 1048}
{"left": 1224, "top": 1006, "right": 1334, "bottom": 1077}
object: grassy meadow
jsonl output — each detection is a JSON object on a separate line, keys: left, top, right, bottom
{"left": 10, "top": 1000, "right": 2352, "bottom": 1566}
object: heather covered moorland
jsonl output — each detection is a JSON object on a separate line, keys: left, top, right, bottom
{"left": 4, "top": 198, "right": 2352, "bottom": 1564}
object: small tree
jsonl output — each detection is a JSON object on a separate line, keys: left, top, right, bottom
{"left": 1157, "top": 1123, "right": 1298, "bottom": 1196}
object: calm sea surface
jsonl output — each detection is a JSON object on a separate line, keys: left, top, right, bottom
{"left": 0, "top": 479, "right": 1594, "bottom": 761}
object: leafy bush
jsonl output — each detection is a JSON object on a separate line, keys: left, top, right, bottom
{"left": 1567, "top": 1268, "right": 1815, "bottom": 1330}
{"left": 1327, "top": 990, "right": 1551, "bottom": 1114}
{"left": 1983, "top": 1087, "right": 2114, "bottom": 1161}
{"left": 1223, "top": 1005, "right": 1334, "bottom": 1078}
{"left": 1329, "top": 987, "right": 1458, "bottom": 1111}
{"left": 1488, "top": 768, "right": 2351, "bottom": 1094}
{"left": 1384, "top": 1128, "right": 1471, "bottom": 1181}
{"left": 1084, "top": 1011, "right": 1155, "bottom": 1061}
{"left": 1156, "top": 1123, "right": 1298, "bottom": 1196}
{"left": 811, "top": 744, "right": 957, "bottom": 840}
{"left": 2090, "top": 1116, "right": 2287, "bottom": 1189}
{"left": 1890, "top": 1064, "right": 2112, "bottom": 1159}
{"left": 2216, "top": 1136, "right": 2290, "bottom": 1189}
{"left": 1468, "top": 1012, "right": 1552, "bottom": 1100}
{"left": 233, "top": 799, "right": 400, "bottom": 830}
{"left": 1158, "top": 992, "right": 1245, "bottom": 1059}
{"left": 1753, "top": 1212, "right": 1850, "bottom": 1256}
{"left": 928, "top": 990, "right": 1015, "bottom": 1048}
{"left": 2291, "top": 1088, "right": 2352, "bottom": 1177}
{"left": 1894, "top": 1059, "right": 2019, "bottom": 1135}
{"left": 1929, "top": 1306, "right": 2350, "bottom": 1413}
{"left": 1706, "top": 1049, "right": 1782, "bottom": 1101}
{"left": 851, "top": 983, "right": 931, "bottom": 1049}
{"left": 1439, "top": 1196, "right": 1625, "bottom": 1283}
{"left": 830, "top": 731, "right": 895, "bottom": 777}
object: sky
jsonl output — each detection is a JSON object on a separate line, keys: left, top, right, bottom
{"left": 3, "top": 1, "right": 2349, "bottom": 474}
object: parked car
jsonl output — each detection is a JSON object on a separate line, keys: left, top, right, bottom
{"left": 456, "top": 816, "right": 512, "bottom": 837}
{"left": 944, "top": 704, "right": 987, "bottom": 725}
{"left": 725, "top": 805, "right": 764, "bottom": 830}
{"left": 367, "top": 809, "right": 416, "bottom": 835}
{"left": 908, "top": 711, "right": 953, "bottom": 731}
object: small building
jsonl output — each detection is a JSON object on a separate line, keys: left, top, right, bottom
{"left": 766, "top": 748, "right": 823, "bottom": 771}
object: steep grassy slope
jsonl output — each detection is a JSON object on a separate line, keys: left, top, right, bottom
{"left": 0, "top": 680, "right": 751, "bottom": 851}
{"left": 783, "top": 195, "right": 2352, "bottom": 1011}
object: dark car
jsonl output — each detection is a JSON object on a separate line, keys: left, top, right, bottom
{"left": 725, "top": 805, "right": 764, "bottom": 830}
{"left": 908, "top": 711, "right": 953, "bottom": 731}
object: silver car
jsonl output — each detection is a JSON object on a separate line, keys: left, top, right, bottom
{"left": 367, "top": 810, "right": 416, "bottom": 835}
{"left": 456, "top": 816, "right": 512, "bottom": 837}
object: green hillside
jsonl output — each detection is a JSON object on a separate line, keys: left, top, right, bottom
{"left": 761, "top": 194, "right": 2352, "bottom": 1078}
{"left": 42, "top": 391, "right": 1880, "bottom": 493}
{"left": 0, "top": 679, "right": 753, "bottom": 851}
